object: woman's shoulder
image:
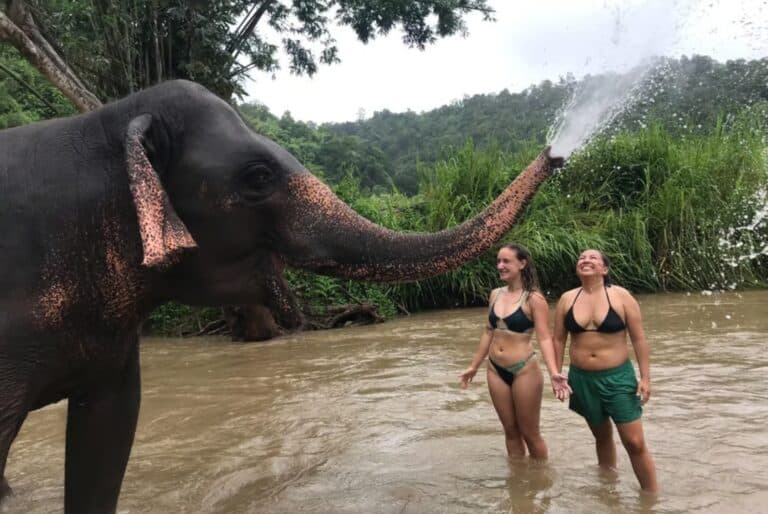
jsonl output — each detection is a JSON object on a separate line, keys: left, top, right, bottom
{"left": 526, "top": 289, "right": 548, "bottom": 303}
{"left": 558, "top": 287, "right": 581, "bottom": 301}
{"left": 553, "top": 287, "right": 579, "bottom": 310}
{"left": 608, "top": 285, "right": 639, "bottom": 305}
{"left": 608, "top": 284, "right": 633, "bottom": 297}
{"left": 487, "top": 287, "right": 504, "bottom": 302}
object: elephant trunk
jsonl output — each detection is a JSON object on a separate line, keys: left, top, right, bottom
{"left": 283, "top": 148, "right": 560, "bottom": 282}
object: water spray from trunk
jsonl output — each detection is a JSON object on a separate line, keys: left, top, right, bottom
{"left": 546, "top": 60, "right": 656, "bottom": 159}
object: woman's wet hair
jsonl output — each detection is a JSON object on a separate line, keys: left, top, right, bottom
{"left": 503, "top": 243, "right": 540, "bottom": 292}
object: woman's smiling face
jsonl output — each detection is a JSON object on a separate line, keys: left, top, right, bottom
{"left": 576, "top": 249, "right": 608, "bottom": 279}
{"left": 497, "top": 247, "right": 526, "bottom": 282}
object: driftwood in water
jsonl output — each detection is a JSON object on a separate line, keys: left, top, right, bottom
{"left": 190, "top": 303, "right": 384, "bottom": 341}
{"left": 304, "top": 303, "right": 385, "bottom": 330}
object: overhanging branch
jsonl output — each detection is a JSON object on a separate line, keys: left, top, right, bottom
{"left": 228, "top": 0, "right": 274, "bottom": 65}
{"left": 0, "top": 2, "right": 101, "bottom": 112}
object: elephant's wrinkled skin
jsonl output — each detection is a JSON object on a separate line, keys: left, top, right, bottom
{"left": 0, "top": 80, "right": 562, "bottom": 512}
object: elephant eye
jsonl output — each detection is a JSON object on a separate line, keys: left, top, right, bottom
{"left": 241, "top": 165, "right": 273, "bottom": 188}
{"left": 238, "top": 164, "right": 276, "bottom": 200}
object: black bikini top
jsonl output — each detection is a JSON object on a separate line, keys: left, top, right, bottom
{"left": 564, "top": 286, "right": 626, "bottom": 334}
{"left": 488, "top": 289, "right": 534, "bottom": 333}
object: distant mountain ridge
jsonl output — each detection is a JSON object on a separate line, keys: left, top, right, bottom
{"left": 240, "top": 54, "right": 768, "bottom": 194}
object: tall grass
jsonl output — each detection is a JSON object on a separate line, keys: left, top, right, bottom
{"left": 560, "top": 111, "right": 767, "bottom": 290}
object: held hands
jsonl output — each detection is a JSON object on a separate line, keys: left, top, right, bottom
{"left": 550, "top": 373, "right": 572, "bottom": 402}
{"left": 459, "top": 366, "right": 478, "bottom": 389}
{"left": 637, "top": 377, "right": 651, "bottom": 404}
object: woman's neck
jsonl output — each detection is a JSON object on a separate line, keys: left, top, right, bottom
{"left": 580, "top": 277, "right": 604, "bottom": 292}
{"left": 505, "top": 278, "right": 524, "bottom": 292}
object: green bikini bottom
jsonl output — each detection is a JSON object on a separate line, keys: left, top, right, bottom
{"left": 489, "top": 351, "right": 536, "bottom": 386}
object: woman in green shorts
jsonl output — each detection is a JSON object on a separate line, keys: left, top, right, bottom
{"left": 553, "top": 249, "right": 658, "bottom": 493}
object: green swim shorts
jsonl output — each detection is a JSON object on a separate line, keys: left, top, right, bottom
{"left": 568, "top": 360, "right": 642, "bottom": 426}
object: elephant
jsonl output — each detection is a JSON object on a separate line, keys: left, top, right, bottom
{"left": 0, "top": 79, "right": 563, "bottom": 512}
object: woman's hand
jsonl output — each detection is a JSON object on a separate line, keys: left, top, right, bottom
{"left": 550, "top": 372, "right": 572, "bottom": 401}
{"left": 459, "top": 366, "right": 478, "bottom": 389}
{"left": 637, "top": 377, "right": 651, "bottom": 404}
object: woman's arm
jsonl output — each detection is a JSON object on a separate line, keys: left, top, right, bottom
{"left": 459, "top": 326, "right": 493, "bottom": 388}
{"left": 529, "top": 292, "right": 571, "bottom": 399}
{"left": 622, "top": 288, "right": 652, "bottom": 403}
{"left": 552, "top": 293, "right": 570, "bottom": 372}
{"left": 528, "top": 292, "right": 559, "bottom": 376}
{"left": 459, "top": 289, "right": 497, "bottom": 388}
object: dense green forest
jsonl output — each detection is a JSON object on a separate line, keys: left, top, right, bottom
{"left": 2, "top": 45, "right": 766, "bottom": 335}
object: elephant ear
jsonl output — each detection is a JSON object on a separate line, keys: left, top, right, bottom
{"left": 125, "top": 114, "right": 197, "bottom": 268}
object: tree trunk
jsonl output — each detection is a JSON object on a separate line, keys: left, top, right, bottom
{"left": 0, "top": 1, "right": 102, "bottom": 112}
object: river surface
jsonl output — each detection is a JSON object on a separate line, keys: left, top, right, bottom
{"left": 3, "top": 290, "right": 768, "bottom": 513}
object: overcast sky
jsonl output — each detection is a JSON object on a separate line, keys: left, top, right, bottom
{"left": 243, "top": 0, "right": 767, "bottom": 124}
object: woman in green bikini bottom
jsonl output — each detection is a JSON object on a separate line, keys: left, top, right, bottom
{"left": 460, "top": 244, "right": 570, "bottom": 459}
{"left": 553, "top": 249, "right": 658, "bottom": 493}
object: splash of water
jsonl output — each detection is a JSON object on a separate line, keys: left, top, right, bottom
{"left": 544, "top": 0, "right": 768, "bottom": 160}
{"left": 719, "top": 187, "right": 768, "bottom": 266}
{"left": 542, "top": 0, "right": 673, "bottom": 159}
{"left": 547, "top": 60, "right": 656, "bottom": 159}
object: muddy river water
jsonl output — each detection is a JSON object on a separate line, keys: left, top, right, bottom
{"left": 3, "top": 290, "right": 767, "bottom": 513}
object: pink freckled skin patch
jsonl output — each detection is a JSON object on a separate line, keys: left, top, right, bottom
{"left": 33, "top": 281, "right": 73, "bottom": 329}
{"left": 101, "top": 241, "right": 144, "bottom": 324}
{"left": 31, "top": 213, "right": 154, "bottom": 333}
{"left": 125, "top": 133, "right": 197, "bottom": 268}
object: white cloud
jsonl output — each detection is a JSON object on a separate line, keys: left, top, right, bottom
{"left": 243, "top": 0, "right": 767, "bottom": 123}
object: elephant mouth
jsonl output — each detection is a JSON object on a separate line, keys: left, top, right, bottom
{"left": 259, "top": 253, "right": 304, "bottom": 328}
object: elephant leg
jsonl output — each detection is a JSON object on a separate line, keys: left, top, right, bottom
{"left": 64, "top": 344, "right": 140, "bottom": 514}
{"left": 0, "top": 381, "right": 29, "bottom": 503}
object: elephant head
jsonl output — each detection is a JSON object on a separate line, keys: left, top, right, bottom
{"left": 121, "top": 80, "right": 563, "bottom": 310}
